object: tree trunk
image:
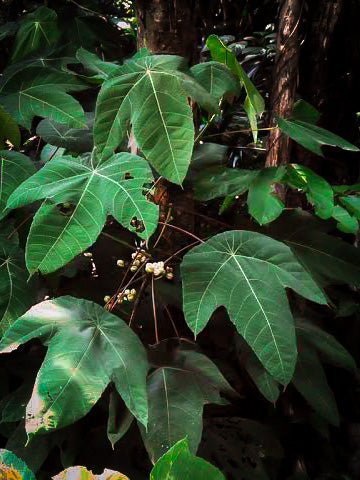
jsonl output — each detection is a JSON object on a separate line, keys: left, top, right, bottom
{"left": 266, "top": 0, "right": 301, "bottom": 172}
{"left": 136, "top": 0, "right": 197, "bottom": 63}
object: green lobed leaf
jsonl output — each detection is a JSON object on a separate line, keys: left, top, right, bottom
{"left": 0, "top": 68, "right": 87, "bottom": 129}
{"left": 139, "top": 350, "right": 233, "bottom": 462}
{"left": 6, "top": 152, "right": 158, "bottom": 274}
{"left": 36, "top": 113, "right": 94, "bottom": 153}
{"left": 0, "top": 151, "right": 36, "bottom": 220}
{"left": 331, "top": 205, "right": 359, "bottom": 233}
{"left": 10, "top": 6, "right": 60, "bottom": 63}
{"left": 0, "top": 448, "right": 35, "bottom": 480}
{"left": 0, "top": 296, "right": 149, "bottom": 435}
{"left": 284, "top": 164, "right": 334, "bottom": 219}
{"left": 0, "top": 105, "right": 21, "bottom": 149}
{"left": 94, "top": 54, "right": 195, "bottom": 184}
{"left": 247, "top": 166, "right": 286, "bottom": 224}
{"left": 150, "top": 438, "right": 225, "bottom": 480}
{"left": 277, "top": 117, "right": 359, "bottom": 156}
{"left": 0, "top": 227, "right": 35, "bottom": 336}
{"left": 296, "top": 319, "right": 356, "bottom": 371}
{"left": 292, "top": 340, "right": 339, "bottom": 426}
{"left": 181, "top": 230, "right": 327, "bottom": 385}
{"left": 190, "top": 61, "right": 239, "bottom": 103}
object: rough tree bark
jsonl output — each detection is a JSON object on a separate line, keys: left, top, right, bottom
{"left": 265, "top": 0, "right": 301, "bottom": 171}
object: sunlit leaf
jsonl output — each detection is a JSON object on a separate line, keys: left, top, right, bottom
{"left": 0, "top": 449, "right": 35, "bottom": 480}
{"left": 331, "top": 205, "right": 358, "bottom": 233}
{"left": 94, "top": 53, "right": 194, "bottom": 184}
{"left": 53, "top": 466, "right": 129, "bottom": 480}
{"left": 6, "top": 152, "right": 158, "bottom": 274}
{"left": 76, "top": 47, "right": 121, "bottom": 79}
{"left": 181, "top": 230, "right": 327, "bottom": 384}
{"left": 0, "top": 296, "right": 149, "bottom": 435}
{"left": 284, "top": 164, "right": 334, "bottom": 219}
{"left": 190, "top": 61, "right": 239, "bottom": 103}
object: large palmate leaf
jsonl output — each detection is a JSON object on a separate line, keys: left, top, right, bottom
{"left": 277, "top": 117, "right": 359, "bottom": 156}
{"left": 0, "top": 228, "right": 35, "bottom": 336}
{"left": 36, "top": 113, "right": 94, "bottom": 153}
{"left": 10, "top": 6, "right": 60, "bottom": 63}
{"left": 0, "top": 68, "right": 86, "bottom": 129}
{"left": 139, "top": 350, "right": 234, "bottom": 462}
{"left": 0, "top": 296, "right": 149, "bottom": 435}
{"left": 0, "top": 449, "right": 35, "bottom": 480}
{"left": 0, "top": 105, "right": 20, "bottom": 149}
{"left": 94, "top": 54, "right": 195, "bottom": 184}
{"left": 150, "top": 438, "right": 225, "bottom": 480}
{"left": 292, "top": 340, "right": 339, "bottom": 426}
{"left": 284, "top": 164, "right": 334, "bottom": 219}
{"left": 0, "top": 151, "right": 36, "bottom": 220}
{"left": 6, "top": 152, "right": 158, "bottom": 274}
{"left": 181, "top": 231, "right": 327, "bottom": 385}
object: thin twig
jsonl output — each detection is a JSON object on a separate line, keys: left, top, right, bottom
{"left": 151, "top": 275, "right": 159, "bottom": 344}
{"left": 153, "top": 207, "right": 172, "bottom": 248}
{"left": 129, "top": 277, "right": 148, "bottom": 328}
{"left": 158, "top": 221, "right": 205, "bottom": 244}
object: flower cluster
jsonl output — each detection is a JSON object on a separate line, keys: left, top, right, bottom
{"left": 145, "top": 262, "right": 173, "bottom": 280}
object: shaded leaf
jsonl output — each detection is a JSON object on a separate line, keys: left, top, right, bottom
{"left": 6, "top": 152, "right": 158, "bottom": 273}
{"left": 0, "top": 68, "right": 86, "bottom": 129}
{"left": 10, "top": 7, "right": 60, "bottom": 63}
{"left": 0, "top": 228, "right": 35, "bottom": 336}
{"left": 277, "top": 117, "right": 359, "bottom": 156}
{"left": 139, "top": 350, "right": 233, "bottom": 462}
{"left": 339, "top": 195, "right": 360, "bottom": 219}
{"left": 0, "top": 105, "right": 20, "bottom": 149}
{"left": 247, "top": 167, "right": 286, "bottom": 224}
{"left": 296, "top": 319, "right": 356, "bottom": 371}
{"left": 0, "top": 22, "right": 18, "bottom": 42}
{"left": 190, "top": 143, "right": 228, "bottom": 171}
{"left": 150, "top": 438, "right": 225, "bottom": 480}
{"left": 107, "top": 389, "right": 134, "bottom": 449}
{"left": 76, "top": 47, "right": 121, "bottom": 79}
{"left": 37, "top": 113, "right": 94, "bottom": 153}
{"left": 0, "top": 296, "right": 149, "bottom": 435}
{"left": 192, "top": 166, "right": 257, "bottom": 201}
{"left": 0, "top": 151, "right": 35, "bottom": 220}
{"left": 94, "top": 53, "right": 195, "bottom": 184}
{"left": 292, "top": 340, "right": 339, "bottom": 426}
{"left": 181, "top": 230, "right": 327, "bottom": 384}
{"left": 0, "top": 448, "right": 35, "bottom": 480}
{"left": 290, "top": 99, "right": 320, "bottom": 124}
